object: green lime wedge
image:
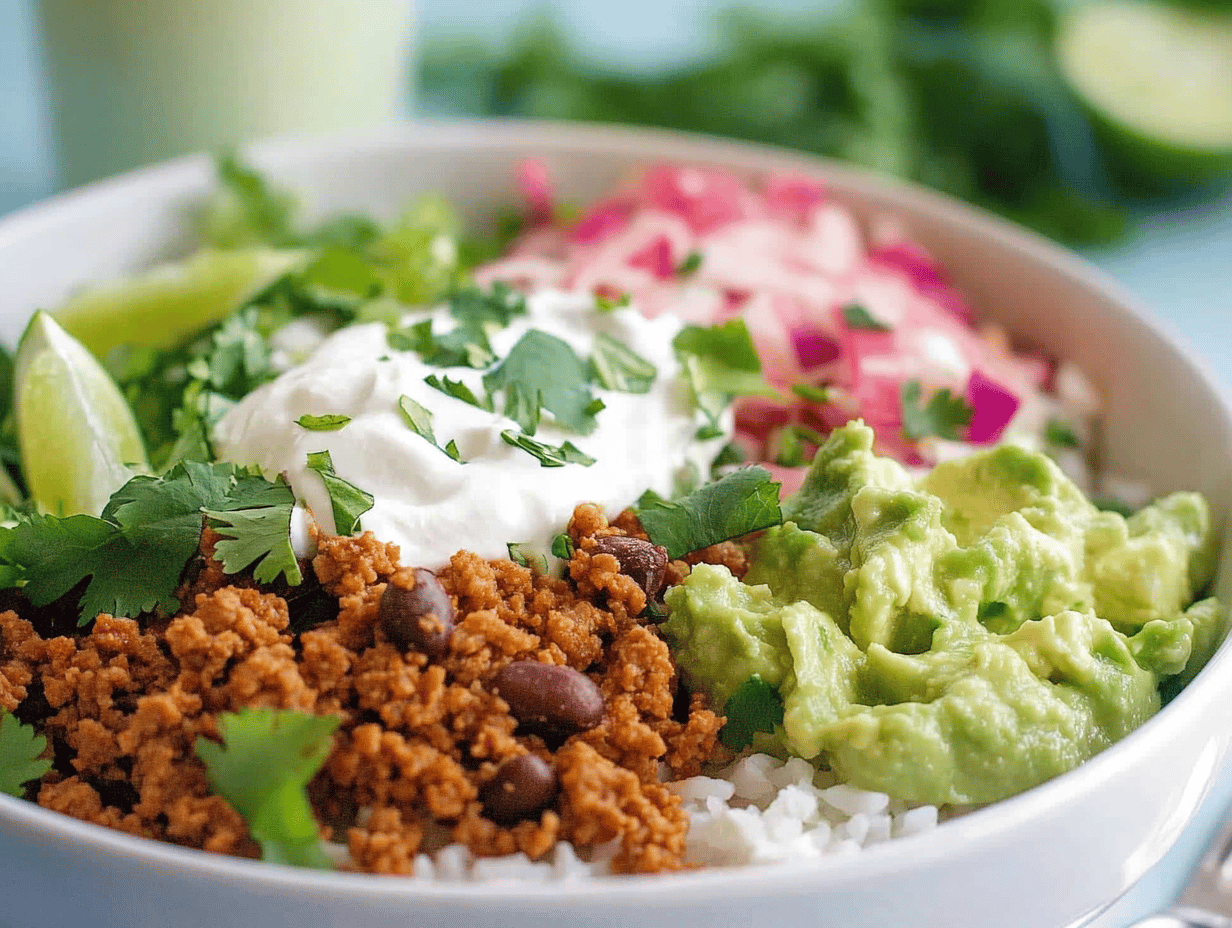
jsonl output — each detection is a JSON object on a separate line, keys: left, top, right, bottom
{"left": 14, "top": 311, "right": 149, "bottom": 516}
{"left": 1057, "top": 0, "right": 1232, "bottom": 187}
{"left": 54, "top": 247, "right": 305, "bottom": 359}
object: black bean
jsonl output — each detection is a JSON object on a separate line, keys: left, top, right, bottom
{"left": 492, "top": 660, "right": 604, "bottom": 738}
{"left": 590, "top": 535, "right": 669, "bottom": 598}
{"left": 480, "top": 754, "right": 558, "bottom": 825}
{"left": 379, "top": 568, "right": 454, "bottom": 658}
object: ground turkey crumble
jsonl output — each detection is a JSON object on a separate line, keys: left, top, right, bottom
{"left": 0, "top": 503, "right": 732, "bottom": 875}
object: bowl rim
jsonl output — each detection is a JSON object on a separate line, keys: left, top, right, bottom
{"left": 1, "top": 115, "right": 1230, "bottom": 901}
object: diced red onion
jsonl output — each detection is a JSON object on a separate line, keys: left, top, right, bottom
{"left": 763, "top": 174, "right": 826, "bottom": 224}
{"left": 568, "top": 196, "right": 636, "bottom": 245}
{"left": 627, "top": 235, "right": 676, "bottom": 280}
{"left": 515, "top": 158, "right": 554, "bottom": 223}
{"left": 642, "top": 164, "right": 745, "bottom": 234}
{"left": 790, "top": 327, "right": 842, "bottom": 368}
{"left": 869, "top": 241, "right": 973, "bottom": 325}
{"left": 964, "top": 369, "right": 1020, "bottom": 444}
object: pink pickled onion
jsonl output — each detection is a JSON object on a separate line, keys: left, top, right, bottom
{"left": 627, "top": 234, "right": 677, "bottom": 280}
{"left": 964, "top": 370, "right": 1020, "bottom": 444}
{"left": 568, "top": 196, "right": 636, "bottom": 245}
{"left": 642, "top": 164, "right": 745, "bottom": 234}
{"left": 790, "top": 327, "right": 842, "bottom": 368}
{"left": 763, "top": 174, "right": 826, "bottom": 225}
{"left": 515, "top": 158, "right": 554, "bottom": 223}
{"left": 869, "top": 241, "right": 973, "bottom": 325}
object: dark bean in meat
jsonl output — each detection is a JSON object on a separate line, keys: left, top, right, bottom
{"left": 379, "top": 568, "right": 454, "bottom": 657}
{"left": 480, "top": 754, "right": 559, "bottom": 825}
{"left": 590, "top": 535, "right": 669, "bottom": 598}
{"left": 492, "top": 660, "right": 604, "bottom": 738}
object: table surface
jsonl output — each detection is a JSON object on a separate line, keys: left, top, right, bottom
{"left": 1, "top": 0, "right": 1231, "bottom": 925}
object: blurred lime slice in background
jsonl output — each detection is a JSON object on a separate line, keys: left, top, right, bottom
{"left": 1057, "top": 0, "right": 1232, "bottom": 188}
{"left": 15, "top": 311, "right": 149, "bottom": 516}
{"left": 54, "top": 247, "right": 305, "bottom": 358}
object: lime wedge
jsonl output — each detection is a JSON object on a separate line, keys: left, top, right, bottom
{"left": 14, "top": 311, "right": 149, "bottom": 516}
{"left": 55, "top": 247, "right": 305, "bottom": 359}
{"left": 1057, "top": 0, "right": 1232, "bottom": 186}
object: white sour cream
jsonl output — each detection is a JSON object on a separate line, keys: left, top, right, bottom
{"left": 212, "top": 290, "right": 727, "bottom": 567}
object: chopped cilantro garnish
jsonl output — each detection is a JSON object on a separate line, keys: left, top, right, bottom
{"left": 695, "top": 423, "right": 726, "bottom": 441}
{"left": 774, "top": 425, "right": 826, "bottom": 468}
{"left": 720, "top": 675, "right": 784, "bottom": 751}
{"left": 590, "top": 333, "right": 657, "bottom": 394}
{"left": 841, "top": 303, "right": 893, "bottom": 332}
{"left": 388, "top": 317, "right": 496, "bottom": 369}
{"left": 506, "top": 542, "right": 548, "bottom": 574}
{"left": 501, "top": 382, "right": 543, "bottom": 435}
{"left": 500, "top": 430, "right": 596, "bottom": 468}
{"left": 710, "top": 442, "right": 746, "bottom": 476}
{"left": 305, "top": 451, "right": 374, "bottom": 535}
{"left": 446, "top": 282, "right": 527, "bottom": 328}
{"left": 550, "top": 533, "right": 575, "bottom": 559}
{"left": 205, "top": 505, "right": 303, "bottom": 586}
{"left": 424, "top": 374, "right": 492, "bottom": 411}
{"left": 595, "top": 291, "right": 631, "bottom": 312}
{"left": 397, "top": 394, "right": 469, "bottom": 464}
{"left": 484, "top": 329, "right": 600, "bottom": 435}
{"left": 0, "top": 710, "right": 51, "bottom": 797}
{"left": 673, "top": 320, "right": 778, "bottom": 423}
{"left": 195, "top": 707, "right": 338, "bottom": 869}
{"left": 1094, "top": 496, "right": 1137, "bottom": 518}
{"left": 677, "top": 251, "right": 704, "bottom": 275}
{"left": 791, "top": 382, "right": 830, "bottom": 404}
{"left": 1045, "top": 417, "right": 1081, "bottom": 448}
{"left": 0, "top": 461, "right": 300, "bottom": 625}
{"left": 900, "top": 379, "right": 973, "bottom": 441}
{"left": 635, "top": 466, "right": 782, "bottom": 560}
{"left": 296, "top": 414, "right": 352, "bottom": 432}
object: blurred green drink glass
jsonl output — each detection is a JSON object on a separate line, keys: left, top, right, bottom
{"left": 34, "top": 0, "right": 416, "bottom": 189}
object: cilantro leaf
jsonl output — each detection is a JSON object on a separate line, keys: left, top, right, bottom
{"left": 198, "top": 153, "right": 297, "bottom": 249}
{"left": 0, "top": 710, "right": 51, "bottom": 797}
{"left": 720, "top": 675, "right": 784, "bottom": 751}
{"left": 424, "top": 374, "right": 492, "bottom": 411}
{"left": 305, "top": 451, "right": 375, "bottom": 535}
{"left": 773, "top": 425, "right": 827, "bottom": 468}
{"left": 634, "top": 466, "right": 782, "bottom": 559}
{"left": 551, "top": 533, "right": 575, "bottom": 559}
{"left": 195, "top": 707, "right": 338, "bottom": 869}
{"left": 1045, "top": 417, "right": 1080, "bottom": 448}
{"left": 673, "top": 320, "right": 778, "bottom": 422}
{"left": 398, "top": 395, "right": 467, "bottom": 463}
{"left": 677, "top": 251, "right": 704, "bottom": 275}
{"left": 389, "top": 318, "right": 496, "bottom": 369}
{"left": 446, "top": 282, "right": 526, "bottom": 328}
{"left": 791, "top": 383, "right": 830, "bottom": 404}
{"left": 484, "top": 330, "right": 600, "bottom": 434}
{"left": 595, "top": 291, "right": 631, "bottom": 312}
{"left": 900, "top": 379, "right": 973, "bottom": 441}
{"left": 205, "top": 505, "right": 303, "bottom": 586}
{"left": 590, "top": 333, "right": 657, "bottom": 394}
{"left": 500, "top": 430, "right": 596, "bottom": 468}
{"left": 296, "top": 414, "right": 352, "bottom": 432}
{"left": 506, "top": 542, "right": 548, "bottom": 574}
{"left": 841, "top": 303, "right": 893, "bottom": 332}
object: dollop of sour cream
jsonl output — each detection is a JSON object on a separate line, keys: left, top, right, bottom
{"left": 213, "top": 290, "right": 728, "bottom": 567}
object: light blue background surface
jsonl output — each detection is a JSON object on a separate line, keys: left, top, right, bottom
{"left": 0, "top": 1, "right": 1230, "bottom": 925}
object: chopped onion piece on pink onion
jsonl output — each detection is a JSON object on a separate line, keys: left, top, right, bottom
{"left": 964, "top": 370, "right": 1020, "bottom": 444}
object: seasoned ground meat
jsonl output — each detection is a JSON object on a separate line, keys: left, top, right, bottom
{"left": 0, "top": 504, "right": 725, "bottom": 875}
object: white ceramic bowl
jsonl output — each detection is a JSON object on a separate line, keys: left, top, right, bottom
{"left": 0, "top": 121, "right": 1230, "bottom": 928}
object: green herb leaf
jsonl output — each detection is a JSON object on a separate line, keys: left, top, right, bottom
{"left": 841, "top": 303, "right": 893, "bottom": 332}
{"left": 305, "top": 451, "right": 374, "bottom": 535}
{"left": 500, "top": 430, "right": 596, "bottom": 468}
{"left": 398, "top": 395, "right": 438, "bottom": 446}
{"left": 710, "top": 442, "right": 746, "bottom": 477}
{"left": 1094, "top": 496, "right": 1136, "bottom": 518}
{"left": 0, "top": 710, "right": 50, "bottom": 797}
{"left": 773, "top": 425, "right": 827, "bottom": 468}
{"left": 551, "top": 533, "right": 575, "bottom": 559}
{"left": 635, "top": 465, "right": 782, "bottom": 559}
{"left": 205, "top": 504, "right": 303, "bottom": 586}
{"left": 424, "top": 374, "right": 492, "bottom": 411}
{"left": 1045, "top": 417, "right": 1080, "bottom": 448}
{"left": 198, "top": 153, "right": 297, "bottom": 249}
{"left": 195, "top": 707, "right": 339, "bottom": 869}
{"left": 389, "top": 318, "right": 496, "bottom": 369}
{"left": 501, "top": 382, "right": 543, "bottom": 435}
{"left": 296, "top": 414, "right": 352, "bottom": 432}
{"left": 790, "top": 383, "right": 830, "bottom": 404}
{"left": 673, "top": 320, "right": 778, "bottom": 422}
{"left": 720, "top": 675, "right": 784, "bottom": 751}
{"left": 446, "top": 282, "right": 527, "bottom": 328}
{"left": 677, "top": 251, "right": 704, "bottom": 275}
{"left": 0, "top": 461, "right": 301, "bottom": 624}
{"left": 590, "top": 333, "right": 657, "bottom": 394}
{"left": 506, "top": 542, "right": 548, "bottom": 574}
{"left": 484, "top": 329, "right": 600, "bottom": 434}
{"left": 595, "top": 291, "right": 631, "bottom": 312}
{"left": 900, "top": 379, "right": 974, "bottom": 441}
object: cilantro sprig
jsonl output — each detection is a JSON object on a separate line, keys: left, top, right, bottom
{"left": 196, "top": 707, "right": 339, "bottom": 869}
{"left": 900, "top": 379, "right": 974, "bottom": 441}
{"left": 673, "top": 320, "right": 780, "bottom": 425}
{"left": 305, "top": 451, "right": 375, "bottom": 535}
{"left": 0, "top": 461, "right": 301, "bottom": 625}
{"left": 720, "top": 675, "right": 784, "bottom": 751}
{"left": 635, "top": 466, "right": 782, "bottom": 560}
{"left": 0, "top": 710, "right": 51, "bottom": 797}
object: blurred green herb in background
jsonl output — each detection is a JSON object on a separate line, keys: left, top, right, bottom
{"left": 420, "top": 0, "right": 1130, "bottom": 244}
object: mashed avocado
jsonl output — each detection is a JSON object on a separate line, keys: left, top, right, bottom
{"left": 663, "top": 422, "right": 1223, "bottom": 805}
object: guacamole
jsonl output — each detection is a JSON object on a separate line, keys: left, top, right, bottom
{"left": 663, "top": 422, "right": 1223, "bottom": 805}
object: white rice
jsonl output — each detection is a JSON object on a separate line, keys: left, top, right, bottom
{"left": 327, "top": 753, "right": 941, "bottom": 883}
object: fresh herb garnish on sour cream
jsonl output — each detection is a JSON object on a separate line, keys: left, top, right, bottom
{"left": 305, "top": 451, "right": 375, "bottom": 535}
{"left": 635, "top": 466, "right": 783, "bottom": 560}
